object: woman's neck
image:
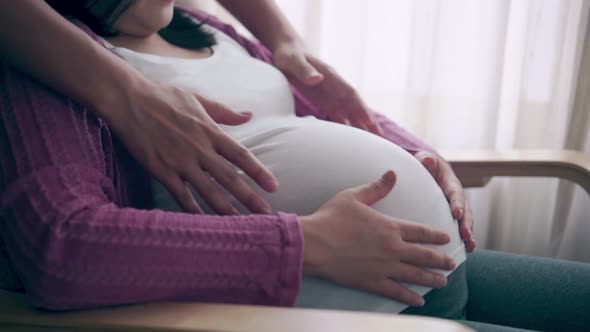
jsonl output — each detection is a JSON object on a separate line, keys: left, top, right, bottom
{"left": 105, "top": 32, "right": 213, "bottom": 60}
{"left": 106, "top": 32, "right": 165, "bottom": 54}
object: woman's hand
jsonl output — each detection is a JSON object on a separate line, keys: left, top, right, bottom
{"left": 300, "top": 170, "right": 456, "bottom": 307}
{"left": 272, "top": 43, "right": 384, "bottom": 136}
{"left": 414, "top": 151, "right": 476, "bottom": 252}
{"left": 104, "top": 79, "right": 278, "bottom": 215}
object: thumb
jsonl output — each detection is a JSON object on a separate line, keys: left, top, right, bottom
{"left": 352, "top": 170, "right": 396, "bottom": 206}
{"left": 204, "top": 101, "right": 252, "bottom": 126}
{"left": 415, "top": 151, "right": 439, "bottom": 174}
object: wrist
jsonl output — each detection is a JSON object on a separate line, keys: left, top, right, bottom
{"left": 300, "top": 214, "right": 324, "bottom": 276}
{"left": 89, "top": 64, "right": 147, "bottom": 124}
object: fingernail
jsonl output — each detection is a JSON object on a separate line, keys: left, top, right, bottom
{"left": 439, "top": 276, "right": 448, "bottom": 287}
{"left": 424, "top": 157, "right": 436, "bottom": 170}
{"left": 307, "top": 70, "right": 322, "bottom": 79}
{"left": 448, "top": 260, "right": 456, "bottom": 270}
{"left": 262, "top": 177, "right": 279, "bottom": 192}
{"left": 240, "top": 111, "right": 253, "bottom": 117}
{"left": 417, "top": 298, "right": 425, "bottom": 306}
{"left": 381, "top": 170, "right": 395, "bottom": 184}
{"left": 260, "top": 204, "right": 273, "bottom": 214}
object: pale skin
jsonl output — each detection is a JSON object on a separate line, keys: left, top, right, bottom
{"left": 0, "top": 0, "right": 474, "bottom": 304}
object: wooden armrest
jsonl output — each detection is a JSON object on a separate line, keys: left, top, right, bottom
{"left": 439, "top": 149, "right": 590, "bottom": 195}
{"left": 0, "top": 290, "right": 472, "bottom": 332}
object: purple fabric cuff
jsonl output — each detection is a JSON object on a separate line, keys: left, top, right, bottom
{"left": 276, "top": 212, "right": 304, "bottom": 306}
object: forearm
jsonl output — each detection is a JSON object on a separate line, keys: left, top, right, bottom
{"left": 0, "top": 62, "right": 303, "bottom": 310}
{"left": 2, "top": 188, "right": 302, "bottom": 310}
{"left": 0, "top": 0, "right": 139, "bottom": 122}
{"left": 0, "top": 116, "right": 303, "bottom": 311}
{"left": 217, "top": 0, "right": 303, "bottom": 52}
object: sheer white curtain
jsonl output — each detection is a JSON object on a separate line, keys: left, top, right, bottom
{"left": 179, "top": 0, "right": 590, "bottom": 262}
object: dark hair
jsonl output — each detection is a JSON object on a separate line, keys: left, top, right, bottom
{"left": 46, "top": 0, "right": 216, "bottom": 50}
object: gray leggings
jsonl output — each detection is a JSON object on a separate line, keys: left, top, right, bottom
{"left": 296, "top": 250, "right": 590, "bottom": 332}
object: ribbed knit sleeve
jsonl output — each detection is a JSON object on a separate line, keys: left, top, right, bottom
{"left": 0, "top": 65, "right": 303, "bottom": 310}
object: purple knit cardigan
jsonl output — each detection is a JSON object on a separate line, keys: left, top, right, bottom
{"left": 0, "top": 7, "right": 435, "bottom": 310}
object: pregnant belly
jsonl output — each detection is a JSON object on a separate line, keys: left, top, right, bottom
{"left": 153, "top": 115, "right": 466, "bottom": 274}
{"left": 126, "top": 24, "right": 464, "bottom": 301}
{"left": 149, "top": 116, "right": 466, "bottom": 312}
{"left": 236, "top": 117, "right": 464, "bottom": 264}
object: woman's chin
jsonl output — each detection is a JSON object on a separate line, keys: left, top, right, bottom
{"left": 113, "top": 0, "right": 174, "bottom": 35}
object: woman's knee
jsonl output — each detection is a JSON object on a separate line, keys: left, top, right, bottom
{"left": 465, "top": 250, "right": 590, "bottom": 331}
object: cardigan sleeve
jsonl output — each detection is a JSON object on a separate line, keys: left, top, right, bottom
{"left": 372, "top": 112, "right": 438, "bottom": 155}
{"left": 0, "top": 65, "right": 303, "bottom": 310}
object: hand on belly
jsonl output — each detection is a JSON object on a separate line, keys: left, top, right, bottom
{"left": 226, "top": 118, "right": 468, "bottom": 304}
{"left": 299, "top": 169, "right": 457, "bottom": 307}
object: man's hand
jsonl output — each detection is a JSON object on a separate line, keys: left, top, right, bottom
{"left": 108, "top": 79, "right": 278, "bottom": 215}
{"left": 414, "top": 151, "right": 476, "bottom": 252}
{"left": 272, "top": 43, "right": 383, "bottom": 136}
